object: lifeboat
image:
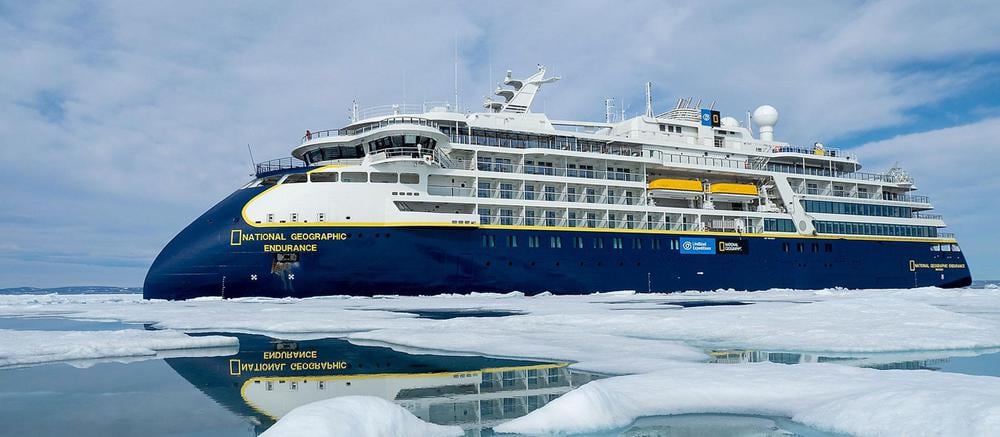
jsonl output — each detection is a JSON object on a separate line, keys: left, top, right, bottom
{"left": 708, "top": 183, "right": 758, "bottom": 202}
{"left": 647, "top": 178, "right": 703, "bottom": 199}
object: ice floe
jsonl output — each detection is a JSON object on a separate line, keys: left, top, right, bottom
{"left": 3, "top": 288, "right": 1000, "bottom": 435}
{"left": 0, "top": 328, "right": 238, "bottom": 368}
{"left": 494, "top": 362, "right": 1000, "bottom": 436}
{"left": 2, "top": 288, "right": 1000, "bottom": 372}
{"left": 260, "top": 396, "right": 462, "bottom": 437}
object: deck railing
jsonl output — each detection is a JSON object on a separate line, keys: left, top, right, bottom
{"left": 255, "top": 157, "right": 309, "bottom": 177}
{"left": 302, "top": 117, "right": 439, "bottom": 143}
{"left": 792, "top": 185, "right": 931, "bottom": 205}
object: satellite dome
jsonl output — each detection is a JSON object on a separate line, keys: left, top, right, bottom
{"left": 720, "top": 116, "right": 739, "bottom": 128}
{"left": 752, "top": 105, "right": 778, "bottom": 127}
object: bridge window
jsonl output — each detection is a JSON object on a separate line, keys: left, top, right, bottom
{"left": 399, "top": 173, "right": 419, "bottom": 184}
{"left": 341, "top": 172, "right": 368, "bottom": 183}
{"left": 371, "top": 173, "right": 398, "bottom": 183}
{"left": 310, "top": 172, "right": 338, "bottom": 182}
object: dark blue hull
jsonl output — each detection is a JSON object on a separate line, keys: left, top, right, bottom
{"left": 143, "top": 187, "right": 972, "bottom": 300}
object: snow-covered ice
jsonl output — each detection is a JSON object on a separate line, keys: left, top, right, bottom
{"left": 3, "top": 287, "right": 1000, "bottom": 435}
{"left": 0, "top": 328, "right": 238, "bottom": 368}
{"left": 495, "top": 362, "right": 1000, "bottom": 437}
{"left": 2, "top": 288, "right": 1000, "bottom": 372}
{"left": 259, "top": 396, "right": 462, "bottom": 437}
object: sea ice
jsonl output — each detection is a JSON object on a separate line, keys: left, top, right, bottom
{"left": 3, "top": 288, "right": 1000, "bottom": 371}
{"left": 494, "top": 362, "right": 1000, "bottom": 437}
{"left": 0, "top": 328, "right": 238, "bottom": 368}
{"left": 3, "top": 288, "right": 1000, "bottom": 435}
{"left": 260, "top": 396, "right": 462, "bottom": 437}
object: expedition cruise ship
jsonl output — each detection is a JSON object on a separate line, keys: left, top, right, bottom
{"left": 143, "top": 66, "right": 971, "bottom": 300}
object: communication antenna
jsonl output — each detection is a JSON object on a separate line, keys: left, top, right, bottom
{"left": 645, "top": 82, "right": 654, "bottom": 118}
{"left": 746, "top": 110, "right": 753, "bottom": 135}
{"left": 453, "top": 34, "right": 459, "bottom": 111}
{"left": 605, "top": 98, "right": 615, "bottom": 123}
{"left": 620, "top": 97, "right": 626, "bottom": 121}
{"left": 246, "top": 144, "right": 256, "bottom": 176}
{"left": 348, "top": 100, "right": 359, "bottom": 122}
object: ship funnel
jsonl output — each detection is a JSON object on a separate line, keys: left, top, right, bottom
{"left": 752, "top": 105, "right": 779, "bottom": 141}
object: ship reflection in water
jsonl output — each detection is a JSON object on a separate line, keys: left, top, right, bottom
{"left": 165, "top": 333, "right": 601, "bottom": 435}
{"left": 708, "top": 348, "right": 1000, "bottom": 372}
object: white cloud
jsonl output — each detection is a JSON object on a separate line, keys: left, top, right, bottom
{"left": 2, "top": 0, "right": 999, "bottom": 285}
{"left": 854, "top": 117, "right": 1000, "bottom": 278}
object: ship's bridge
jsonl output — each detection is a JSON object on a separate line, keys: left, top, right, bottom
{"left": 292, "top": 115, "right": 450, "bottom": 167}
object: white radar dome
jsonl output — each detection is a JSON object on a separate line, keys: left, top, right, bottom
{"left": 752, "top": 105, "right": 779, "bottom": 127}
{"left": 720, "top": 116, "right": 739, "bottom": 128}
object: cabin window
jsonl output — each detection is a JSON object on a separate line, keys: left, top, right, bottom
{"left": 499, "top": 183, "right": 514, "bottom": 199}
{"left": 593, "top": 237, "right": 604, "bottom": 249}
{"left": 370, "top": 172, "right": 398, "bottom": 183}
{"left": 544, "top": 211, "right": 557, "bottom": 227}
{"left": 479, "top": 208, "right": 491, "bottom": 225}
{"left": 341, "top": 172, "right": 368, "bottom": 183}
{"left": 284, "top": 173, "right": 308, "bottom": 183}
{"left": 525, "top": 211, "right": 535, "bottom": 226}
{"left": 506, "top": 235, "right": 517, "bottom": 248}
{"left": 499, "top": 209, "right": 514, "bottom": 225}
{"left": 574, "top": 236, "right": 584, "bottom": 248}
{"left": 261, "top": 175, "right": 281, "bottom": 186}
{"left": 399, "top": 173, "right": 419, "bottom": 184}
{"left": 550, "top": 236, "right": 561, "bottom": 248}
{"left": 310, "top": 172, "right": 338, "bottom": 182}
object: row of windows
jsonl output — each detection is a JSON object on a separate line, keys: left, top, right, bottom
{"left": 439, "top": 126, "right": 643, "bottom": 156}
{"left": 267, "top": 172, "right": 420, "bottom": 185}
{"left": 367, "top": 134, "right": 438, "bottom": 153}
{"left": 477, "top": 182, "right": 637, "bottom": 204}
{"left": 303, "top": 135, "right": 439, "bottom": 165}
{"left": 814, "top": 221, "right": 937, "bottom": 237}
{"left": 304, "top": 145, "right": 365, "bottom": 164}
{"left": 483, "top": 234, "right": 671, "bottom": 250}
{"left": 763, "top": 218, "right": 796, "bottom": 233}
{"left": 783, "top": 242, "right": 834, "bottom": 253}
{"left": 803, "top": 200, "right": 912, "bottom": 218}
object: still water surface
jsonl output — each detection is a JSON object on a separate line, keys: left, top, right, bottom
{"left": 2, "top": 316, "right": 995, "bottom": 436}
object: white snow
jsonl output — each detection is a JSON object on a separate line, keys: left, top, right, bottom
{"left": 0, "top": 328, "right": 238, "bottom": 368}
{"left": 4, "top": 288, "right": 1000, "bottom": 435}
{"left": 495, "top": 362, "right": 1000, "bottom": 437}
{"left": 5, "top": 288, "right": 1000, "bottom": 372}
{"left": 260, "top": 396, "right": 462, "bottom": 437}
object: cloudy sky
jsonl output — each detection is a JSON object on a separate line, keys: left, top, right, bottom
{"left": 2, "top": 0, "right": 999, "bottom": 287}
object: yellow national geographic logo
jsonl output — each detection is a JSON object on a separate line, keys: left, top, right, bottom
{"left": 230, "top": 230, "right": 242, "bottom": 246}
